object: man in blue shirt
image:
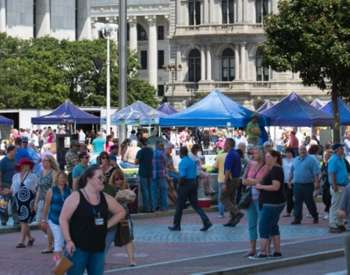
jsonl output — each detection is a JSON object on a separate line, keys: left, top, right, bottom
{"left": 328, "top": 144, "right": 349, "bottom": 233}
{"left": 289, "top": 145, "right": 320, "bottom": 224}
{"left": 135, "top": 138, "right": 154, "bottom": 212}
{"left": 168, "top": 146, "right": 212, "bottom": 231}
{"left": 72, "top": 152, "right": 90, "bottom": 190}
{"left": 221, "top": 138, "right": 243, "bottom": 227}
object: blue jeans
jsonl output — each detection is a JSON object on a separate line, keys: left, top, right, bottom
{"left": 247, "top": 200, "right": 260, "bottom": 241}
{"left": 139, "top": 177, "right": 153, "bottom": 212}
{"left": 259, "top": 204, "right": 285, "bottom": 239}
{"left": 151, "top": 177, "right": 168, "bottom": 210}
{"left": 67, "top": 248, "right": 105, "bottom": 275}
{"left": 217, "top": 182, "right": 225, "bottom": 216}
{"left": 105, "top": 228, "right": 117, "bottom": 254}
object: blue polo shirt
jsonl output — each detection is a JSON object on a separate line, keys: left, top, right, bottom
{"left": 291, "top": 155, "right": 320, "bottom": 184}
{"left": 178, "top": 156, "right": 197, "bottom": 180}
{"left": 328, "top": 154, "right": 349, "bottom": 186}
{"left": 224, "top": 148, "right": 241, "bottom": 178}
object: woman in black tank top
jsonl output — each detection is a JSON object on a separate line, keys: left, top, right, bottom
{"left": 59, "top": 165, "right": 126, "bottom": 275}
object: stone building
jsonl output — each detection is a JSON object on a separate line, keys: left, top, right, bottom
{"left": 0, "top": 0, "right": 91, "bottom": 40}
{"left": 91, "top": 0, "right": 326, "bottom": 108}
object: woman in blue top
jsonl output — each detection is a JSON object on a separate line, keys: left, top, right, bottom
{"left": 41, "top": 171, "right": 71, "bottom": 263}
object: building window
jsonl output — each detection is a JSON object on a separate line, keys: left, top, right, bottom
{"left": 157, "top": 26, "right": 164, "bottom": 40}
{"left": 188, "top": 49, "right": 201, "bottom": 82}
{"left": 157, "top": 85, "right": 165, "bottom": 97}
{"left": 140, "top": 50, "right": 148, "bottom": 69}
{"left": 256, "top": 0, "right": 269, "bottom": 23}
{"left": 222, "top": 48, "right": 235, "bottom": 81}
{"left": 222, "top": 0, "right": 234, "bottom": 24}
{"left": 256, "top": 50, "right": 269, "bottom": 81}
{"left": 188, "top": 0, "right": 201, "bottom": 26}
{"left": 127, "top": 23, "right": 129, "bottom": 41}
{"left": 137, "top": 24, "right": 147, "bottom": 41}
{"left": 158, "top": 50, "right": 165, "bottom": 69}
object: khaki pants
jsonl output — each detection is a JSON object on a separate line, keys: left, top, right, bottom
{"left": 329, "top": 186, "right": 345, "bottom": 228}
{"left": 220, "top": 177, "right": 240, "bottom": 221}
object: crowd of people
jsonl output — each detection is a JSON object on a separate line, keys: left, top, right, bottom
{"left": 0, "top": 122, "right": 349, "bottom": 273}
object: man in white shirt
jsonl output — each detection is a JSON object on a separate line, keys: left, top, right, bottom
{"left": 78, "top": 129, "right": 86, "bottom": 144}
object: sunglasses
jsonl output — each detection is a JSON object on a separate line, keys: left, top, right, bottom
{"left": 115, "top": 177, "right": 124, "bottom": 181}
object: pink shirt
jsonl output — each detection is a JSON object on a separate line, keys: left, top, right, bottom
{"left": 245, "top": 160, "right": 270, "bottom": 200}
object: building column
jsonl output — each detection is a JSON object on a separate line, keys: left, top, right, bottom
{"left": 77, "top": 0, "right": 92, "bottom": 40}
{"left": 237, "top": 0, "right": 242, "bottom": 23}
{"left": 0, "top": 0, "right": 6, "bottom": 33}
{"left": 203, "top": 0, "right": 209, "bottom": 24}
{"left": 242, "top": 0, "right": 248, "bottom": 23}
{"left": 235, "top": 45, "right": 240, "bottom": 80}
{"left": 240, "top": 43, "right": 247, "bottom": 80}
{"left": 176, "top": 47, "right": 182, "bottom": 81}
{"left": 201, "top": 47, "right": 206, "bottom": 81}
{"left": 35, "top": 0, "right": 51, "bottom": 37}
{"left": 206, "top": 47, "right": 212, "bottom": 81}
{"left": 147, "top": 15, "right": 158, "bottom": 88}
{"left": 176, "top": 0, "right": 181, "bottom": 25}
{"left": 128, "top": 16, "right": 137, "bottom": 52}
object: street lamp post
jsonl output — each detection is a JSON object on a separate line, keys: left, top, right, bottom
{"left": 95, "top": 22, "right": 117, "bottom": 135}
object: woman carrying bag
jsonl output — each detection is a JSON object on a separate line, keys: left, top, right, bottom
{"left": 241, "top": 147, "right": 269, "bottom": 257}
{"left": 105, "top": 169, "right": 137, "bottom": 266}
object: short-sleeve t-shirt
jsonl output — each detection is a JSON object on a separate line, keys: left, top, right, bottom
{"left": 260, "top": 165, "right": 285, "bottom": 205}
{"left": 72, "top": 163, "right": 88, "bottom": 180}
{"left": 0, "top": 156, "right": 16, "bottom": 188}
{"left": 92, "top": 137, "right": 106, "bottom": 155}
{"left": 136, "top": 147, "right": 153, "bottom": 178}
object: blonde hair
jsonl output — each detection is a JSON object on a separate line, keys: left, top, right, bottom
{"left": 109, "top": 168, "right": 128, "bottom": 190}
{"left": 54, "top": 171, "right": 68, "bottom": 185}
{"left": 43, "top": 154, "right": 59, "bottom": 172}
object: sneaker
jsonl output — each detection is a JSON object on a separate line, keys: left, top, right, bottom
{"left": 282, "top": 213, "right": 291, "bottom": 217}
{"left": 313, "top": 217, "right": 319, "bottom": 224}
{"left": 249, "top": 253, "right": 268, "bottom": 260}
{"left": 217, "top": 214, "right": 225, "bottom": 219}
{"left": 291, "top": 220, "right": 301, "bottom": 225}
{"left": 338, "top": 225, "right": 346, "bottom": 232}
{"left": 329, "top": 227, "right": 343, "bottom": 233}
{"left": 323, "top": 214, "right": 329, "bottom": 220}
{"left": 269, "top": 252, "right": 282, "bottom": 259}
{"left": 200, "top": 222, "right": 213, "bottom": 231}
{"left": 231, "top": 212, "right": 244, "bottom": 227}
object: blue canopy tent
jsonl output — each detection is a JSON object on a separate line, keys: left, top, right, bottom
{"left": 111, "top": 101, "right": 167, "bottom": 125}
{"left": 0, "top": 115, "right": 13, "bottom": 125}
{"left": 260, "top": 92, "right": 333, "bottom": 126}
{"left": 257, "top": 100, "right": 274, "bottom": 112}
{"left": 31, "top": 100, "right": 100, "bottom": 124}
{"left": 310, "top": 98, "right": 326, "bottom": 109}
{"left": 320, "top": 98, "right": 350, "bottom": 125}
{"left": 159, "top": 90, "right": 267, "bottom": 128}
{"left": 157, "top": 103, "right": 178, "bottom": 115}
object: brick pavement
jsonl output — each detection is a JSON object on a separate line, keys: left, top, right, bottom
{"left": 0, "top": 203, "right": 341, "bottom": 275}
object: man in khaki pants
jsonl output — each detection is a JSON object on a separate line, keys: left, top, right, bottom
{"left": 221, "top": 138, "right": 244, "bottom": 227}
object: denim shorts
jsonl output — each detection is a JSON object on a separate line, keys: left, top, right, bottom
{"left": 259, "top": 203, "right": 285, "bottom": 239}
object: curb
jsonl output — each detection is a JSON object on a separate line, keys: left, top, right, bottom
{"left": 194, "top": 248, "right": 345, "bottom": 275}
{"left": 0, "top": 206, "right": 217, "bottom": 235}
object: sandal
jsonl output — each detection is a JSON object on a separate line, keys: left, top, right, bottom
{"left": 27, "top": 238, "right": 35, "bottom": 247}
{"left": 41, "top": 249, "right": 53, "bottom": 254}
{"left": 16, "top": 243, "right": 26, "bottom": 248}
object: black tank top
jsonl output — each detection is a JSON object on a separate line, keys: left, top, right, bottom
{"left": 69, "top": 190, "right": 108, "bottom": 252}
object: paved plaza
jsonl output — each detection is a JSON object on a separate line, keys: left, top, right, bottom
{"left": 0, "top": 204, "right": 346, "bottom": 275}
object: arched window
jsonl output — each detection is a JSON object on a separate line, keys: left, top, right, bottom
{"left": 222, "top": 0, "right": 234, "bottom": 24}
{"left": 137, "top": 24, "right": 147, "bottom": 41}
{"left": 256, "top": 0, "right": 269, "bottom": 23}
{"left": 188, "top": 49, "right": 201, "bottom": 82}
{"left": 189, "top": 0, "right": 201, "bottom": 26}
{"left": 256, "top": 50, "right": 270, "bottom": 81}
{"left": 222, "top": 48, "right": 235, "bottom": 81}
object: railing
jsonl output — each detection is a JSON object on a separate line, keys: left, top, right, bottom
{"left": 175, "top": 23, "right": 264, "bottom": 36}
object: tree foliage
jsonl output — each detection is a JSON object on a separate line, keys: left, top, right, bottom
{"left": 261, "top": 0, "right": 350, "bottom": 141}
{"left": 0, "top": 33, "right": 157, "bottom": 109}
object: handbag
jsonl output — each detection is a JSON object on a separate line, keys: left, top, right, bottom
{"left": 238, "top": 163, "right": 265, "bottom": 209}
{"left": 52, "top": 256, "right": 73, "bottom": 275}
{"left": 114, "top": 218, "right": 133, "bottom": 247}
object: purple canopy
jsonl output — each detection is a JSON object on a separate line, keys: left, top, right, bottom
{"left": 31, "top": 100, "right": 100, "bottom": 124}
{"left": 157, "top": 103, "right": 177, "bottom": 115}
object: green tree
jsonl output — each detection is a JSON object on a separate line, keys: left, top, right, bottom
{"left": 0, "top": 33, "right": 158, "bottom": 109}
{"left": 261, "top": 0, "right": 350, "bottom": 142}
